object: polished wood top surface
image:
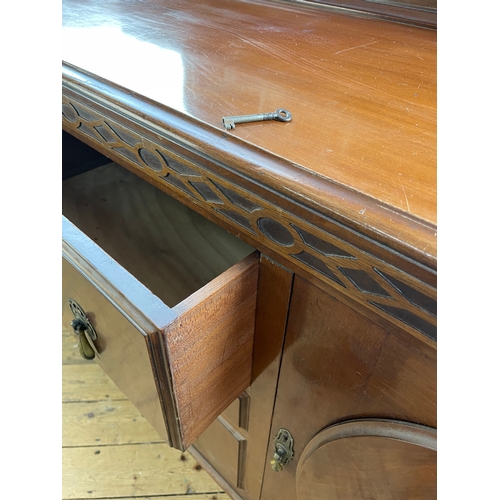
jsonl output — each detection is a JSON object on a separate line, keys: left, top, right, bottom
{"left": 62, "top": 0, "right": 436, "bottom": 262}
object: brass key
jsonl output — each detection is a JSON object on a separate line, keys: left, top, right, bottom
{"left": 223, "top": 108, "right": 292, "bottom": 130}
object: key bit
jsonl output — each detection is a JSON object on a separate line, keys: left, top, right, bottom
{"left": 223, "top": 108, "right": 292, "bottom": 130}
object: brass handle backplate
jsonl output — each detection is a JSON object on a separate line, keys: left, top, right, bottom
{"left": 68, "top": 299, "right": 97, "bottom": 360}
{"left": 270, "top": 428, "right": 294, "bottom": 472}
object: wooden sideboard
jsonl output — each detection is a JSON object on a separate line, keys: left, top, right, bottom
{"left": 62, "top": 0, "right": 436, "bottom": 498}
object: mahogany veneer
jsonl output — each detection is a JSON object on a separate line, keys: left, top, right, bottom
{"left": 62, "top": 0, "right": 436, "bottom": 498}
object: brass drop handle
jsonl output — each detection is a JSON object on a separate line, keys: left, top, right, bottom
{"left": 71, "top": 317, "right": 95, "bottom": 360}
{"left": 270, "top": 429, "right": 294, "bottom": 472}
{"left": 68, "top": 299, "right": 98, "bottom": 360}
{"left": 270, "top": 454, "right": 285, "bottom": 472}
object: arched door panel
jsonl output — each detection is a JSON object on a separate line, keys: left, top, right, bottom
{"left": 296, "top": 419, "right": 436, "bottom": 499}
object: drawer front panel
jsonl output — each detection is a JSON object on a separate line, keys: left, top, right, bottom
{"left": 63, "top": 214, "right": 259, "bottom": 451}
{"left": 62, "top": 257, "right": 170, "bottom": 442}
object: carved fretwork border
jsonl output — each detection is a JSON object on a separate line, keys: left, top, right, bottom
{"left": 62, "top": 96, "right": 437, "bottom": 342}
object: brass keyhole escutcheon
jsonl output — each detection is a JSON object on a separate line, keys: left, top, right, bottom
{"left": 271, "top": 428, "right": 294, "bottom": 472}
{"left": 68, "top": 299, "right": 97, "bottom": 360}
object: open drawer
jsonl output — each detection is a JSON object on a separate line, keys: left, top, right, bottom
{"left": 62, "top": 162, "right": 259, "bottom": 451}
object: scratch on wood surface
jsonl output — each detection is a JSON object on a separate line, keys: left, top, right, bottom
{"left": 399, "top": 176, "right": 411, "bottom": 213}
{"left": 379, "top": 205, "right": 435, "bottom": 230}
{"left": 333, "top": 40, "right": 379, "bottom": 56}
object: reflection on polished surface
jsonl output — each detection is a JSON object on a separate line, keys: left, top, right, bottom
{"left": 62, "top": 3, "right": 437, "bottom": 497}
{"left": 62, "top": 25, "right": 185, "bottom": 113}
{"left": 62, "top": 0, "right": 436, "bottom": 227}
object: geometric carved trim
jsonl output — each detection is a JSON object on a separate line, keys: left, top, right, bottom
{"left": 293, "top": 251, "right": 346, "bottom": 287}
{"left": 138, "top": 148, "right": 164, "bottom": 172}
{"left": 212, "top": 181, "right": 262, "bottom": 213}
{"left": 374, "top": 268, "right": 437, "bottom": 317}
{"left": 158, "top": 150, "right": 199, "bottom": 176}
{"left": 94, "top": 124, "right": 115, "bottom": 143}
{"left": 293, "top": 224, "right": 355, "bottom": 258}
{"left": 189, "top": 181, "right": 224, "bottom": 204}
{"left": 112, "top": 146, "right": 141, "bottom": 165}
{"left": 338, "top": 267, "right": 392, "bottom": 297}
{"left": 62, "top": 95, "right": 437, "bottom": 342}
{"left": 107, "top": 122, "right": 139, "bottom": 146}
{"left": 161, "top": 173, "right": 196, "bottom": 198}
{"left": 369, "top": 302, "right": 437, "bottom": 341}
{"left": 77, "top": 122, "right": 97, "bottom": 140}
{"left": 62, "top": 103, "right": 78, "bottom": 122}
{"left": 257, "top": 218, "right": 295, "bottom": 247}
{"left": 72, "top": 105, "right": 99, "bottom": 122}
{"left": 216, "top": 209, "right": 257, "bottom": 235}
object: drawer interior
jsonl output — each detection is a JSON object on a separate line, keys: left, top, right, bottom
{"left": 62, "top": 162, "right": 255, "bottom": 307}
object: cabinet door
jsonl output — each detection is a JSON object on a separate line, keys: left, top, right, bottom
{"left": 191, "top": 256, "right": 294, "bottom": 500}
{"left": 261, "top": 276, "right": 437, "bottom": 500}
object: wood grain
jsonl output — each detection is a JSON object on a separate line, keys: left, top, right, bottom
{"left": 103, "top": 496, "right": 230, "bottom": 500}
{"left": 191, "top": 256, "right": 294, "bottom": 500}
{"left": 296, "top": 419, "right": 436, "bottom": 499}
{"left": 246, "top": 256, "right": 294, "bottom": 500}
{"left": 63, "top": 400, "right": 163, "bottom": 446}
{"left": 63, "top": 443, "right": 225, "bottom": 498}
{"left": 62, "top": 364, "right": 126, "bottom": 402}
{"left": 62, "top": 108, "right": 436, "bottom": 342}
{"left": 301, "top": 0, "right": 436, "bottom": 27}
{"left": 189, "top": 446, "right": 244, "bottom": 500}
{"left": 63, "top": 162, "right": 254, "bottom": 308}
{"left": 221, "top": 397, "right": 241, "bottom": 431}
{"left": 261, "top": 276, "right": 436, "bottom": 499}
{"left": 62, "top": 329, "right": 229, "bottom": 500}
{"left": 193, "top": 418, "right": 242, "bottom": 490}
{"left": 62, "top": 0, "right": 436, "bottom": 268}
{"left": 62, "top": 256, "right": 172, "bottom": 443}
{"left": 166, "top": 252, "right": 259, "bottom": 449}
{"left": 63, "top": 243, "right": 259, "bottom": 451}
{"left": 63, "top": 162, "right": 259, "bottom": 450}
{"left": 61, "top": 1, "right": 437, "bottom": 496}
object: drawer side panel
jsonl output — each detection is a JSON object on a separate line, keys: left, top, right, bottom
{"left": 165, "top": 252, "right": 260, "bottom": 450}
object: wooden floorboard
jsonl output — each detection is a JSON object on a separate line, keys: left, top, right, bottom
{"left": 63, "top": 443, "right": 224, "bottom": 498}
{"left": 63, "top": 364, "right": 129, "bottom": 402}
{"left": 63, "top": 496, "right": 227, "bottom": 500}
{"left": 62, "top": 400, "right": 162, "bottom": 447}
{"left": 62, "top": 328, "right": 229, "bottom": 500}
